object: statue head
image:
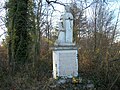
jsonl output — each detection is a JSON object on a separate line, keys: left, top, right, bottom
{"left": 65, "top": 5, "right": 71, "bottom": 12}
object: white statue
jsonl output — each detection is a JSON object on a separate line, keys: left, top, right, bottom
{"left": 64, "top": 5, "right": 73, "bottom": 43}
{"left": 55, "top": 5, "right": 73, "bottom": 45}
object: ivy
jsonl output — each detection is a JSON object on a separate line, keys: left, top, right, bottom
{"left": 7, "top": 0, "right": 30, "bottom": 70}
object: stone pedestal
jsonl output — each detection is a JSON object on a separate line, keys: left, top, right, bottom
{"left": 51, "top": 46, "right": 78, "bottom": 79}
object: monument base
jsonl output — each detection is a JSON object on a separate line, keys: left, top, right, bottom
{"left": 52, "top": 46, "right": 78, "bottom": 79}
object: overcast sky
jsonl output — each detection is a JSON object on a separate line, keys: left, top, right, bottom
{"left": 0, "top": 0, "right": 6, "bottom": 44}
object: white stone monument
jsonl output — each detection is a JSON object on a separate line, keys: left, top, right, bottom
{"left": 52, "top": 5, "right": 78, "bottom": 79}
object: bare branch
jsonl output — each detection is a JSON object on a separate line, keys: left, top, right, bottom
{"left": 109, "top": 73, "right": 120, "bottom": 90}
{"left": 83, "top": 1, "right": 97, "bottom": 10}
{"left": 0, "top": 31, "right": 7, "bottom": 37}
{"left": 46, "top": 0, "right": 65, "bottom": 6}
{"left": 0, "top": 24, "right": 5, "bottom": 27}
{"left": 111, "top": 6, "right": 120, "bottom": 44}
